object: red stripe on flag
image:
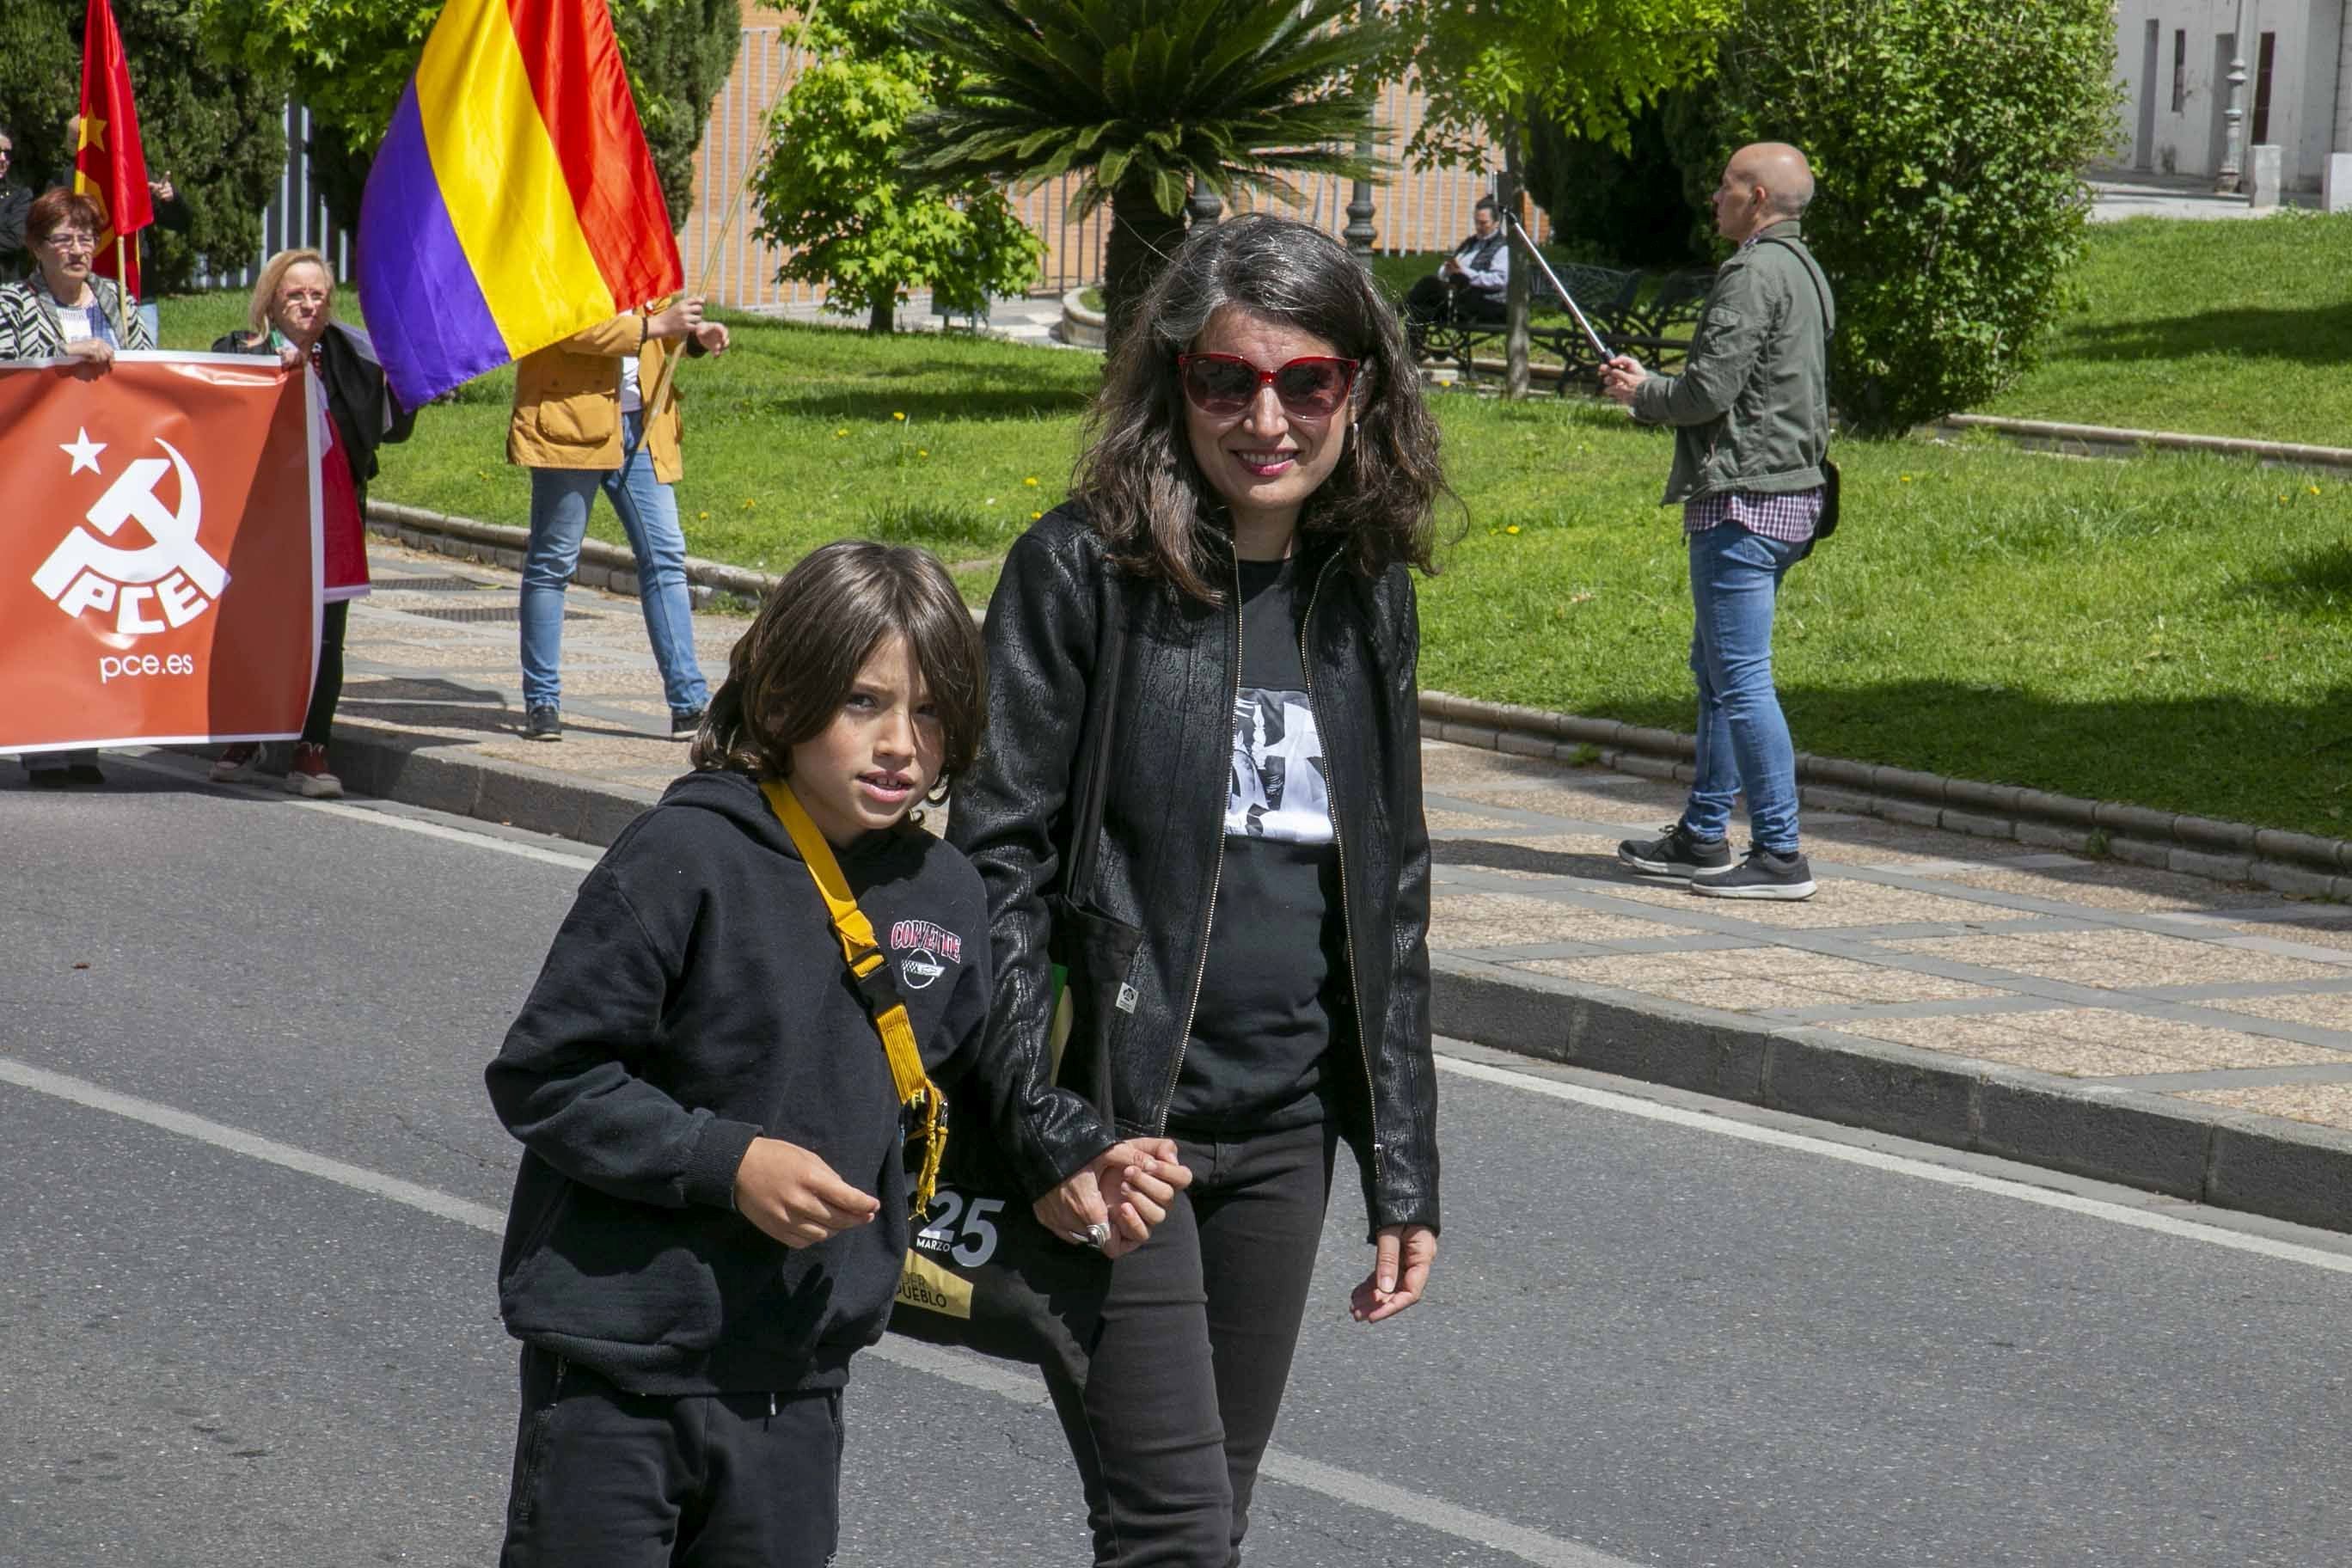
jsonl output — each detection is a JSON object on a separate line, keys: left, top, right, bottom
{"left": 501, "top": 0, "right": 683, "bottom": 309}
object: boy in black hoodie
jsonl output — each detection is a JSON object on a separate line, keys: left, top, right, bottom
{"left": 487, "top": 541, "right": 991, "bottom": 1567}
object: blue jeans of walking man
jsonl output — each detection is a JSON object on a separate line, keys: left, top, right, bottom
{"left": 520, "top": 411, "right": 709, "bottom": 724}
{"left": 1682, "top": 521, "right": 1804, "bottom": 854}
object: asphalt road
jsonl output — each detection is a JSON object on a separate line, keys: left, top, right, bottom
{"left": 5, "top": 756, "right": 2350, "bottom": 1568}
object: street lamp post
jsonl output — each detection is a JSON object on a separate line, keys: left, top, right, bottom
{"left": 1343, "top": 0, "right": 1378, "bottom": 254}
{"left": 2218, "top": 2, "right": 2248, "bottom": 193}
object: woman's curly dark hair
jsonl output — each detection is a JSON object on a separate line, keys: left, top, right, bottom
{"left": 1075, "top": 213, "right": 1456, "bottom": 603}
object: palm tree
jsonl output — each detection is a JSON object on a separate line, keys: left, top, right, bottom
{"left": 902, "top": 0, "right": 1393, "bottom": 343}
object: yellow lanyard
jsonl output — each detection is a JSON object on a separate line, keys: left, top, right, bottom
{"left": 760, "top": 777, "right": 947, "bottom": 1216}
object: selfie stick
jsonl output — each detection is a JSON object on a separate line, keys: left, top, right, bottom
{"left": 1504, "top": 210, "right": 1612, "bottom": 363}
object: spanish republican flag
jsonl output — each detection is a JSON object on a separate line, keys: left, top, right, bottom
{"left": 75, "top": 0, "right": 155, "bottom": 298}
{"left": 356, "top": 0, "right": 683, "bottom": 410}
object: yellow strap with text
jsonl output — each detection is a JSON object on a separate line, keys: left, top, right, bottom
{"left": 761, "top": 777, "right": 947, "bottom": 1216}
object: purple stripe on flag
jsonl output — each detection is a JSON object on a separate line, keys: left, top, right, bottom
{"left": 357, "top": 84, "right": 509, "bottom": 411}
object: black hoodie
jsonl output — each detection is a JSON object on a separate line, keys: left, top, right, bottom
{"left": 487, "top": 769, "right": 990, "bottom": 1395}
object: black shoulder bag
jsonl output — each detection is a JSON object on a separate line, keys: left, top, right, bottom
{"left": 890, "top": 567, "right": 1141, "bottom": 1375}
{"left": 1761, "top": 234, "right": 1841, "bottom": 541}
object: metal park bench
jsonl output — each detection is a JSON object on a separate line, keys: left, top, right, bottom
{"left": 1417, "top": 262, "right": 1714, "bottom": 395}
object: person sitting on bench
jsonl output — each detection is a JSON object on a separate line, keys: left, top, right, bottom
{"left": 1401, "top": 196, "right": 1510, "bottom": 350}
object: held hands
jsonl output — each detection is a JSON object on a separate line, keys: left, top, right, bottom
{"left": 64, "top": 337, "right": 114, "bottom": 366}
{"left": 692, "top": 322, "right": 730, "bottom": 355}
{"left": 1033, "top": 1139, "right": 1193, "bottom": 1260}
{"left": 276, "top": 343, "right": 305, "bottom": 371}
{"left": 1597, "top": 354, "right": 1646, "bottom": 406}
{"left": 646, "top": 295, "right": 707, "bottom": 342}
{"left": 732, "top": 1135, "right": 880, "bottom": 1249}
{"left": 1350, "top": 1222, "right": 1436, "bottom": 1324}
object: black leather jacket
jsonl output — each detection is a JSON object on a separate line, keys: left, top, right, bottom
{"left": 946, "top": 505, "right": 1439, "bottom": 1238}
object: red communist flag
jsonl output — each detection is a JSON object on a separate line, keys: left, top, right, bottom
{"left": 75, "top": 0, "right": 154, "bottom": 298}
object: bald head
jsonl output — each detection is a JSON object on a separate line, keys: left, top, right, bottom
{"left": 1712, "top": 143, "right": 1814, "bottom": 242}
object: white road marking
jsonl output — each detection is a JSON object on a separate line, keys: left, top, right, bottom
{"left": 0, "top": 1056, "right": 1649, "bottom": 1568}
{"left": 1436, "top": 1053, "right": 2352, "bottom": 1277}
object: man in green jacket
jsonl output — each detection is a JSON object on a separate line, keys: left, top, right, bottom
{"left": 1600, "top": 141, "right": 1834, "bottom": 901}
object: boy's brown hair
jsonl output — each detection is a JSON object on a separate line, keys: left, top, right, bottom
{"left": 690, "top": 540, "right": 986, "bottom": 793}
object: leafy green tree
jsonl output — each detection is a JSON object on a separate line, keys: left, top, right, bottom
{"left": 0, "top": 0, "right": 286, "bottom": 294}
{"left": 1386, "top": 0, "right": 1730, "bottom": 394}
{"left": 1706, "top": 0, "right": 2119, "bottom": 433}
{"left": 901, "top": 0, "right": 1390, "bottom": 345}
{"left": 1523, "top": 87, "right": 1714, "bottom": 269}
{"left": 194, "top": 0, "right": 739, "bottom": 233}
{"left": 750, "top": 0, "right": 1042, "bottom": 334}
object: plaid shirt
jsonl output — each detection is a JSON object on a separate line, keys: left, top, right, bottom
{"left": 1683, "top": 487, "right": 1823, "bottom": 542}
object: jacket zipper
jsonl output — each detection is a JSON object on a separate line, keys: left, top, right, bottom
{"left": 1296, "top": 555, "right": 1381, "bottom": 1170}
{"left": 1153, "top": 546, "right": 1243, "bottom": 1133}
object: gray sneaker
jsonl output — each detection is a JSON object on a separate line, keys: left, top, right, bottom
{"left": 1691, "top": 848, "right": 1817, "bottom": 901}
{"left": 1617, "top": 823, "right": 1733, "bottom": 879}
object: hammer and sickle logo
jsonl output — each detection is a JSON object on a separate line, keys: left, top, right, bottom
{"left": 33, "top": 439, "right": 231, "bottom": 636}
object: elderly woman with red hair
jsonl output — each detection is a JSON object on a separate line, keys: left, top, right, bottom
{"left": 2, "top": 188, "right": 154, "bottom": 787}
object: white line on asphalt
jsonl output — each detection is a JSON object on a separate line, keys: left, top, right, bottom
{"left": 0, "top": 1057, "right": 506, "bottom": 1234}
{"left": 1435, "top": 1052, "right": 2352, "bottom": 1277}
{"left": 0, "top": 1056, "right": 1647, "bottom": 1568}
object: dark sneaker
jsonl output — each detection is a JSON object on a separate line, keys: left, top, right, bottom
{"left": 1691, "top": 848, "right": 1817, "bottom": 901}
{"left": 1617, "top": 823, "right": 1732, "bottom": 879}
{"left": 211, "top": 742, "right": 263, "bottom": 782}
{"left": 670, "top": 707, "right": 705, "bottom": 739}
{"left": 525, "top": 705, "right": 563, "bottom": 743}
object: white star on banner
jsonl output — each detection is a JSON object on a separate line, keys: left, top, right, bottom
{"left": 60, "top": 428, "right": 106, "bottom": 476}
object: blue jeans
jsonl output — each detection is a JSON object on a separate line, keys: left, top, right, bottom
{"left": 519, "top": 413, "right": 709, "bottom": 716}
{"left": 1681, "top": 522, "right": 1804, "bottom": 854}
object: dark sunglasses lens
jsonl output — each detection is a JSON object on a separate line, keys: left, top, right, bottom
{"left": 1185, "top": 358, "right": 1255, "bottom": 409}
{"left": 1274, "top": 362, "right": 1346, "bottom": 413}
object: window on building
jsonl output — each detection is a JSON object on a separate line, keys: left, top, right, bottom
{"left": 2172, "top": 28, "right": 2187, "bottom": 112}
{"left": 2252, "top": 32, "right": 2277, "bottom": 144}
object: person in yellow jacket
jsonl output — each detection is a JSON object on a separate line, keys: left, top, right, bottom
{"left": 509, "top": 295, "right": 728, "bottom": 742}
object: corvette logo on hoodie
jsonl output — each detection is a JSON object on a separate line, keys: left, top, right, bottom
{"left": 888, "top": 918, "right": 962, "bottom": 990}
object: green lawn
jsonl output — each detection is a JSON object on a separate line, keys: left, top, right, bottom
{"left": 154, "top": 292, "right": 2352, "bottom": 837}
{"left": 1979, "top": 211, "right": 2352, "bottom": 446}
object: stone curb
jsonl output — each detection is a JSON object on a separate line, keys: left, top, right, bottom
{"left": 365, "top": 501, "right": 2352, "bottom": 894}
{"left": 1934, "top": 413, "right": 2352, "bottom": 473}
{"left": 295, "top": 701, "right": 2352, "bottom": 1236}
{"left": 1432, "top": 954, "right": 2352, "bottom": 1235}
{"left": 1420, "top": 690, "right": 2352, "bottom": 895}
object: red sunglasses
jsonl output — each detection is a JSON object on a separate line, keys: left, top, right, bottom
{"left": 1177, "top": 352, "right": 1360, "bottom": 419}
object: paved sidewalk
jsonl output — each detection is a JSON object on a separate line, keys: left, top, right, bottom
{"left": 319, "top": 542, "right": 2352, "bottom": 1222}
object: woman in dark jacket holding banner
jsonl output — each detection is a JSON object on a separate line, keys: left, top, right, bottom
{"left": 208, "top": 248, "right": 413, "bottom": 798}
{"left": 946, "top": 214, "right": 1446, "bottom": 1568}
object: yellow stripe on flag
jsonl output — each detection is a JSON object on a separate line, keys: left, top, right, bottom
{"left": 414, "top": 0, "right": 617, "bottom": 359}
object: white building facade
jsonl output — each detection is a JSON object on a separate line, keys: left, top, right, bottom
{"left": 2112, "top": 1, "right": 2352, "bottom": 189}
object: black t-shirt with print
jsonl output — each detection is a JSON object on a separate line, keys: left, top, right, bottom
{"left": 1167, "top": 554, "right": 1348, "bottom": 1134}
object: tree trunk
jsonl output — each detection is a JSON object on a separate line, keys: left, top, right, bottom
{"left": 1501, "top": 129, "right": 1532, "bottom": 401}
{"left": 1104, "top": 179, "right": 1189, "bottom": 352}
{"left": 867, "top": 291, "right": 895, "bottom": 335}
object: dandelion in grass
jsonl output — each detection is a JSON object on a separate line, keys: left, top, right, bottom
{"left": 835, "top": 427, "right": 848, "bottom": 438}
{"left": 1023, "top": 476, "right": 1038, "bottom": 487}
{"left": 892, "top": 412, "right": 907, "bottom": 422}
{"left": 1504, "top": 524, "right": 1521, "bottom": 536}
{"left": 918, "top": 450, "right": 928, "bottom": 457}
{"left": 698, "top": 511, "right": 710, "bottom": 520}
{"left": 1032, "top": 511, "right": 1043, "bottom": 520}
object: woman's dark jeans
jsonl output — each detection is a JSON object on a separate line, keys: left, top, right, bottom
{"left": 1041, "top": 1119, "right": 1338, "bottom": 1567}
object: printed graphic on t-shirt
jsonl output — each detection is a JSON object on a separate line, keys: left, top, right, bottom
{"left": 1226, "top": 687, "right": 1332, "bottom": 843}
{"left": 888, "top": 917, "right": 964, "bottom": 991}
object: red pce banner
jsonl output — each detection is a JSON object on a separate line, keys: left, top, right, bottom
{"left": 0, "top": 355, "right": 320, "bottom": 755}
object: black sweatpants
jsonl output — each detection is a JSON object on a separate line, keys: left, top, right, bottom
{"left": 498, "top": 1346, "right": 843, "bottom": 1568}
{"left": 1042, "top": 1119, "right": 1339, "bottom": 1568}
{"left": 301, "top": 599, "right": 350, "bottom": 747}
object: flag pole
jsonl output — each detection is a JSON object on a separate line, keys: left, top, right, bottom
{"left": 113, "top": 235, "right": 129, "bottom": 342}
{"left": 634, "top": 0, "right": 827, "bottom": 445}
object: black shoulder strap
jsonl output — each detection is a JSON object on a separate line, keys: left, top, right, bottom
{"left": 1759, "top": 235, "right": 1834, "bottom": 340}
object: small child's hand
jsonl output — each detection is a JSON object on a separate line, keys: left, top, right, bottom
{"left": 732, "top": 1136, "right": 879, "bottom": 1248}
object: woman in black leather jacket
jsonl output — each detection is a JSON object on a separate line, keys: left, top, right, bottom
{"left": 946, "top": 214, "right": 1449, "bottom": 1567}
